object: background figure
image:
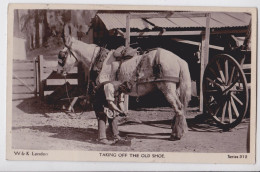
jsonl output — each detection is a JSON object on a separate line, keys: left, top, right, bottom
{"left": 77, "top": 25, "right": 84, "bottom": 40}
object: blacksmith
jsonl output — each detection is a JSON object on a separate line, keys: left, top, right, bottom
{"left": 93, "top": 81, "right": 132, "bottom": 144}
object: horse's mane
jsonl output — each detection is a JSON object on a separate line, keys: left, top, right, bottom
{"left": 73, "top": 39, "right": 97, "bottom": 49}
{"left": 70, "top": 39, "right": 100, "bottom": 67}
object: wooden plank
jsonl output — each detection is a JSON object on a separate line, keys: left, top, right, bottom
{"left": 117, "top": 29, "right": 125, "bottom": 37}
{"left": 13, "top": 71, "right": 34, "bottom": 78}
{"left": 13, "top": 62, "right": 34, "bottom": 70}
{"left": 247, "top": 83, "right": 251, "bottom": 89}
{"left": 171, "top": 38, "right": 224, "bottom": 50}
{"left": 46, "top": 72, "right": 78, "bottom": 79}
{"left": 34, "top": 57, "right": 38, "bottom": 97}
{"left": 43, "top": 68, "right": 58, "bottom": 74}
{"left": 13, "top": 84, "right": 34, "bottom": 87}
{"left": 46, "top": 79, "right": 78, "bottom": 85}
{"left": 117, "top": 29, "right": 247, "bottom": 37}
{"left": 42, "top": 61, "right": 60, "bottom": 68}
{"left": 38, "top": 55, "right": 44, "bottom": 100}
{"left": 36, "top": 57, "right": 40, "bottom": 97}
{"left": 43, "top": 66, "right": 78, "bottom": 74}
{"left": 12, "top": 76, "right": 34, "bottom": 79}
{"left": 128, "top": 31, "right": 203, "bottom": 37}
{"left": 12, "top": 85, "right": 35, "bottom": 94}
{"left": 12, "top": 92, "right": 35, "bottom": 94}
{"left": 242, "top": 64, "right": 251, "bottom": 70}
{"left": 211, "top": 29, "right": 247, "bottom": 35}
{"left": 125, "top": 14, "right": 130, "bottom": 47}
{"left": 13, "top": 68, "right": 34, "bottom": 72}
{"left": 43, "top": 85, "right": 77, "bottom": 91}
{"left": 13, "top": 60, "right": 34, "bottom": 63}
{"left": 130, "top": 12, "right": 207, "bottom": 19}
{"left": 13, "top": 79, "right": 34, "bottom": 85}
{"left": 44, "top": 91, "right": 54, "bottom": 96}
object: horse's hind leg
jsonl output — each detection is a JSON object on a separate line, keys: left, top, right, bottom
{"left": 157, "top": 82, "right": 188, "bottom": 140}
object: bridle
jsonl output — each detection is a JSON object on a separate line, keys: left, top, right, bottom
{"left": 86, "top": 46, "right": 102, "bottom": 95}
{"left": 65, "top": 44, "right": 79, "bottom": 62}
{"left": 59, "top": 44, "right": 102, "bottom": 113}
{"left": 58, "top": 45, "right": 79, "bottom": 68}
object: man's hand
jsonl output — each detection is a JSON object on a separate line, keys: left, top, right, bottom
{"left": 108, "top": 101, "right": 124, "bottom": 114}
{"left": 119, "top": 111, "right": 128, "bottom": 117}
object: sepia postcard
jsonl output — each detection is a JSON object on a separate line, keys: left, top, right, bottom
{"left": 6, "top": 4, "right": 257, "bottom": 163}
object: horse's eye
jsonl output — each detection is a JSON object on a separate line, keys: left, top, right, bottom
{"left": 58, "top": 51, "right": 66, "bottom": 59}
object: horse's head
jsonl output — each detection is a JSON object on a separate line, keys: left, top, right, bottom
{"left": 57, "top": 23, "right": 79, "bottom": 75}
{"left": 57, "top": 47, "right": 78, "bottom": 75}
{"left": 58, "top": 23, "right": 99, "bottom": 75}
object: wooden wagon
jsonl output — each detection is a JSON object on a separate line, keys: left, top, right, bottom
{"left": 123, "top": 12, "right": 252, "bottom": 129}
{"left": 202, "top": 21, "right": 252, "bottom": 129}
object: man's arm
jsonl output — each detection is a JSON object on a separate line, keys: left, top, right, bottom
{"left": 107, "top": 100, "right": 123, "bottom": 114}
{"left": 118, "top": 101, "right": 125, "bottom": 112}
{"left": 118, "top": 93, "right": 128, "bottom": 116}
{"left": 104, "top": 83, "right": 127, "bottom": 115}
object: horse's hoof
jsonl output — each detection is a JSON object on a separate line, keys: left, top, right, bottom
{"left": 169, "top": 135, "right": 181, "bottom": 141}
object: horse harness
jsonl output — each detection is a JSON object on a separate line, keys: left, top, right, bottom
{"left": 87, "top": 47, "right": 109, "bottom": 95}
{"left": 88, "top": 47, "right": 180, "bottom": 100}
{"left": 58, "top": 45, "right": 79, "bottom": 67}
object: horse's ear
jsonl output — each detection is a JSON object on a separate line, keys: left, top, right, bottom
{"left": 63, "top": 23, "right": 72, "bottom": 37}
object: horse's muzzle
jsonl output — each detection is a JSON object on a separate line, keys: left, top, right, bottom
{"left": 58, "top": 51, "right": 67, "bottom": 67}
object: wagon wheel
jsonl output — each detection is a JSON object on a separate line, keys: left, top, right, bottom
{"left": 203, "top": 54, "right": 248, "bottom": 129}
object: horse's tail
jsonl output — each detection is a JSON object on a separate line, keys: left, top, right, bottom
{"left": 178, "top": 59, "right": 191, "bottom": 114}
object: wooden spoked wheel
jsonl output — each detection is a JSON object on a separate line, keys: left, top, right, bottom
{"left": 203, "top": 54, "right": 248, "bottom": 129}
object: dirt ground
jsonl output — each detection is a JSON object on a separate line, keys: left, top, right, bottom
{"left": 11, "top": 96, "right": 250, "bottom": 153}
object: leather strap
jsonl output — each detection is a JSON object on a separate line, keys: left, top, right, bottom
{"left": 137, "top": 76, "right": 179, "bottom": 84}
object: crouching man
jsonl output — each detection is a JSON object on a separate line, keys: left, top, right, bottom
{"left": 93, "top": 81, "right": 132, "bottom": 144}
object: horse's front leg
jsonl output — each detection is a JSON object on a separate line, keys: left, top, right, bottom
{"left": 157, "top": 82, "right": 188, "bottom": 140}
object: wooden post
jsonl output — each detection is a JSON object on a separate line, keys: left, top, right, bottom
{"left": 38, "top": 55, "right": 44, "bottom": 100}
{"left": 33, "top": 57, "right": 38, "bottom": 97}
{"left": 199, "top": 13, "right": 211, "bottom": 112}
{"left": 123, "top": 14, "right": 131, "bottom": 112}
{"left": 125, "top": 14, "right": 130, "bottom": 47}
{"left": 243, "top": 20, "right": 251, "bottom": 49}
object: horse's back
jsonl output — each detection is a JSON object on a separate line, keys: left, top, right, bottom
{"left": 152, "top": 48, "right": 182, "bottom": 78}
{"left": 97, "top": 47, "right": 186, "bottom": 83}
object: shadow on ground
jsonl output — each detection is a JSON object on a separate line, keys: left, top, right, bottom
{"left": 117, "top": 114, "right": 226, "bottom": 141}
{"left": 134, "top": 113, "right": 223, "bottom": 132}
{"left": 120, "top": 130, "right": 171, "bottom": 141}
{"left": 14, "top": 97, "right": 89, "bottom": 115}
{"left": 12, "top": 125, "right": 99, "bottom": 144}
